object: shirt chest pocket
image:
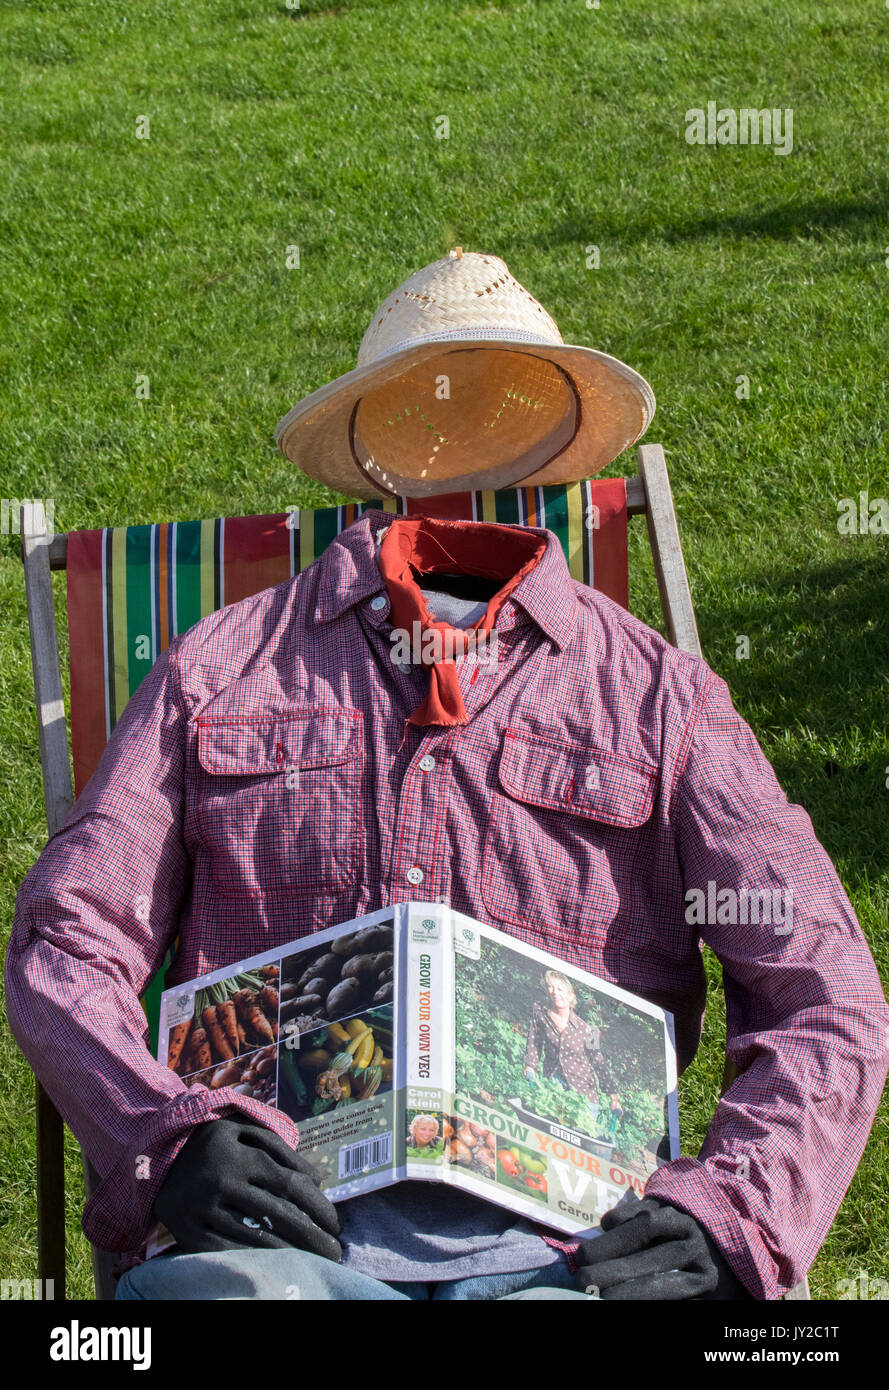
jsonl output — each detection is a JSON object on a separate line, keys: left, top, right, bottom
{"left": 195, "top": 709, "right": 363, "bottom": 897}
{"left": 481, "top": 730, "right": 658, "bottom": 944}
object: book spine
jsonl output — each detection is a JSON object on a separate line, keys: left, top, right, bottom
{"left": 404, "top": 904, "right": 451, "bottom": 1178}
{"left": 391, "top": 907, "right": 409, "bottom": 1180}
{"left": 437, "top": 907, "right": 457, "bottom": 1185}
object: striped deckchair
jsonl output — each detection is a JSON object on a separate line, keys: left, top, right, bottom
{"left": 31, "top": 443, "right": 809, "bottom": 1302}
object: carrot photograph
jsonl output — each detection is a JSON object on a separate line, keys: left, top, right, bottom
{"left": 166, "top": 1019, "right": 193, "bottom": 1076}
{"left": 165, "top": 968, "right": 281, "bottom": 1075}
{"left": 202, "top": 1006, "right": 235, "bottom": 1062}
{"left": 233, "top": 989, "right": 276, "bottom": 1047}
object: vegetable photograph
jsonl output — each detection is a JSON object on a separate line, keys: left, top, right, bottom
{"left": 446, "top": 1119, "right": 499, "bottom": 1182}
{"left": 277, "top": 1006, "right": 394, "bottom": 1123}
{"left": 180, "top": 1043, "right": 278, "bottom": 1105}
{"left": 494, "top": 1141, "right": 548, "bottom": 1202}
{"left": 279, "top": 919, "right": 395, "bottom": 1035}
{"left": 167, "top": 964, "right": 280, "bottom": 1078}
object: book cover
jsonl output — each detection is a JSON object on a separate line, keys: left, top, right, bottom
{"left": 155, "top": 902, "right": 679, "bottom": 1242}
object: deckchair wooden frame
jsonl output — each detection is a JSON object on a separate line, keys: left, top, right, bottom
{"left": 18, "top": 442, "right": 808, "bottom": 1301}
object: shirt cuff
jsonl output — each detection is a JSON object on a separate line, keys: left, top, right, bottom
{"left": 82, "top": 1086, "right": 300, "bottom": 1254}
{"left": 643, "top": 1157, "right": 787, "bottom": 1300}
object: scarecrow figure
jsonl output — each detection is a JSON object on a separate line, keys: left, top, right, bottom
{"left": 7, "top": 250, "right": 888, "bottom": 1301}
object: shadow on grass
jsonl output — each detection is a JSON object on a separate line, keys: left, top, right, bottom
{"left": 697, "top": 547, "right": 889, "bottom": 876}
{"left": 523, "top": 191, "right": 889, "bottom": 249}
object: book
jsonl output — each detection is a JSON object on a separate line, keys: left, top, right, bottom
{"left": 156, "top": 902, "right": 680, "bottom": 1238}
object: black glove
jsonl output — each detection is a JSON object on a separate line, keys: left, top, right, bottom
{"left": 576, "top": 1192, "right": 753, "bottom": 1300}
{"left": 154, "top": 1117, "right": 342, "bottom": 1261}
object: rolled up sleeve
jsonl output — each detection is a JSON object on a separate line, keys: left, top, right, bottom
{"left": 644, "top": 675, "right": 889, "bottom": 1299}
{"left": 5, "top": 640, "right": 298, "bottom": 1255}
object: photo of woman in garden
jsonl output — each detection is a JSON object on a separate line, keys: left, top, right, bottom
{"left": 523, "top": 970, "right": 623, "bottom": 1138}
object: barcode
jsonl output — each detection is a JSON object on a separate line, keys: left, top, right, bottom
{"left": 338, "top": 1131, "right": 393, "bottom": 1179}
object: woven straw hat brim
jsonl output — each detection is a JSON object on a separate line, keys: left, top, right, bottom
{"left": 275, "top": 335, "right": 655, "bottom": 500}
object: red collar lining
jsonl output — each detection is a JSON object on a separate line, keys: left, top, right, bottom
{"left": 377, "top": 517, "right": 547, "bottom": 725}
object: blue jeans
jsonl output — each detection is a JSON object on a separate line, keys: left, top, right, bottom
{"left": 116, "top": 1248, "right": 594, "bottom": 1301}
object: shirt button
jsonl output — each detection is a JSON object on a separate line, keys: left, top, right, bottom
{"left": 418, "top": 755, "right": 436, "bottom": 772}
{"left": 370, "top": 595, "right": 387, "bottom": 611}
{"left": 406, "top": 866, "right": 424, "bottom": 885}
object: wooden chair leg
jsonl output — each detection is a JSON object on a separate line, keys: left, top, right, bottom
{"left": 36, "top": 1083, "right": 66, "bottom": 1299}
{"left": 22, "top": 503, "right": 76, "bottom": 1301}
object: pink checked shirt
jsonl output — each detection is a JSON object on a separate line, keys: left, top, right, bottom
{"left": 7, "top": 510, "right": 888, "bottom": 1298}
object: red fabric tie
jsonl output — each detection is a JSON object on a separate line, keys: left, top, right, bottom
{"left": 376, "top": 517, "right": 547, "bottom": 726}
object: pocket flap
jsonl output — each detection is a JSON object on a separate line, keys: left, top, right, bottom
{"left": 498, "top": 730, "right": 657, "bottom": 827}
{"left": 197, "top": 709, "right": 361, "bottom": 775}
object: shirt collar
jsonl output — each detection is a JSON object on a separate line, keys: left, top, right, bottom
{"left": 313, "top": 509, "right": 577, "bottom": 652}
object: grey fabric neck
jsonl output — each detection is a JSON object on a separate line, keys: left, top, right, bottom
{"left": 418, "top": 584, "right": 488, "bottom": 630}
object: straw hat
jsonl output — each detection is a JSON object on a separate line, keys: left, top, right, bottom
{"left": 275, "top": 249, "right": 655, "bottom": 499}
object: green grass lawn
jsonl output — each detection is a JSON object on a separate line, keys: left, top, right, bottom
{"left": 1, "top": 0, "right": 887, "bottom": 1300}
